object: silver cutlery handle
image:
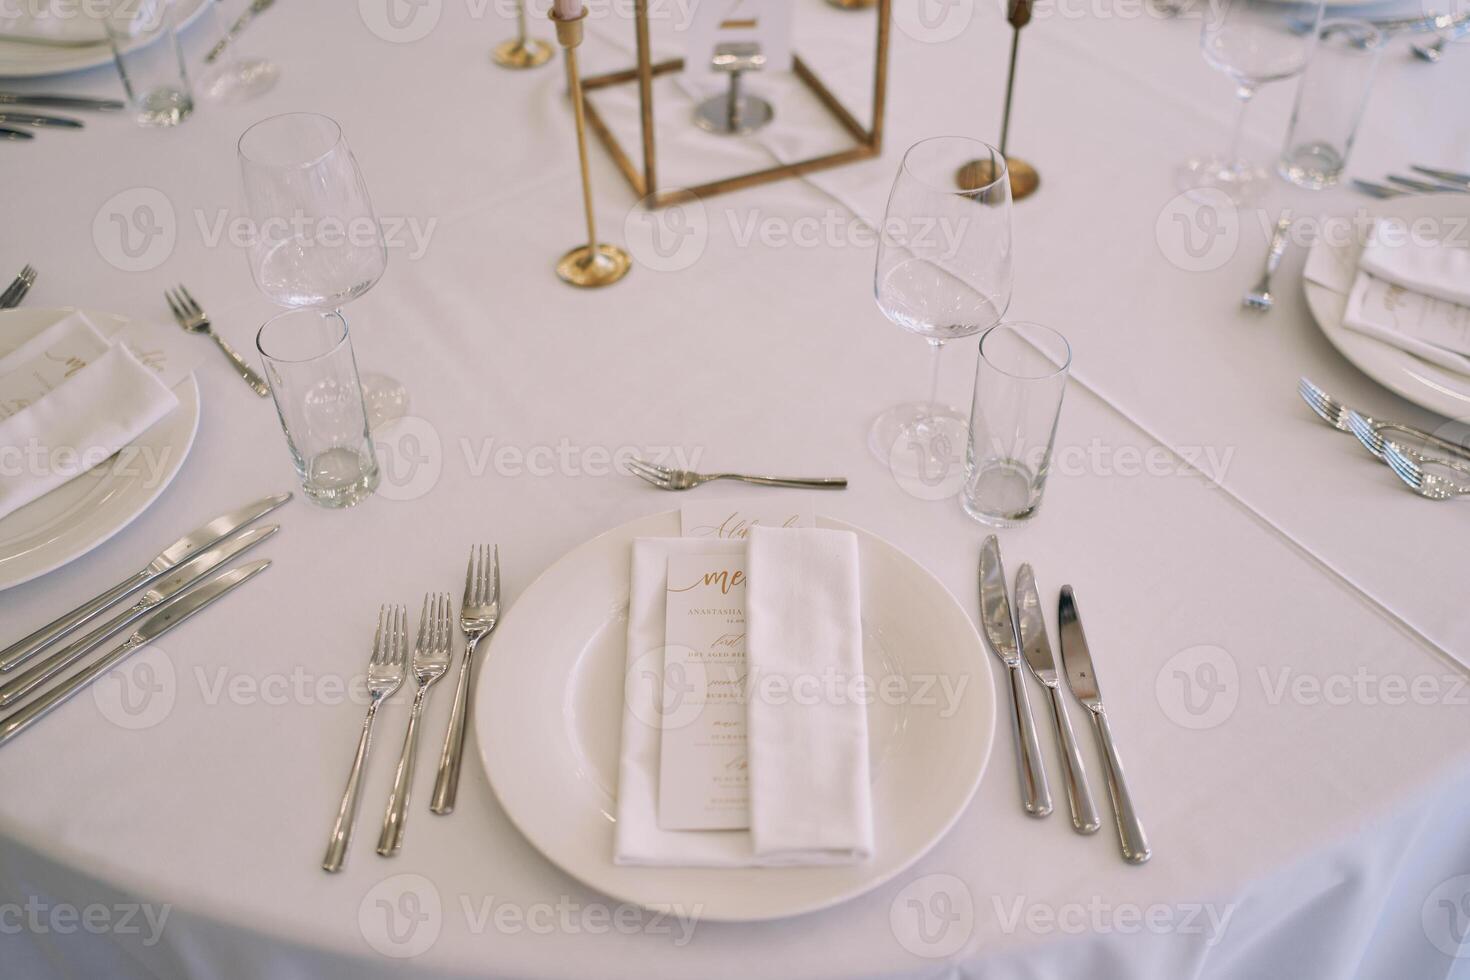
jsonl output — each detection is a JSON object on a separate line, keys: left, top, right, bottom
{"left": 1381, "top": 422, "right": 1470, "bottom": 463}
{"left": 0, "top": 600, "right": 149, "bottom": 708}
{"left": 1006, "top": 663, "right": 1051, "bottom": 817}
{"left": 1047, "top": 685, "right": 1100, "bottom": 834}
{"left": 0, "top": 635, "right": 144, "bottom": 748}
{"left": 1092, "top": 709, "right": 1150, "bottom": 864}
{"left": 724, "top": 476, "right": 848, "bottom": 490}
{"left": 431, "top": 636, "right": 480, "bottom": 816}
{"left": 212, "top": 334, "right": 270, "bottom": 397}
{"left": 378, "top": 688, "right": 427, "bottom": 856}
{"left": 323, "top": 702, "right": 382, "bottom": 873}
{"left": 0, "top": 570, "right": 151, "bottom": 673}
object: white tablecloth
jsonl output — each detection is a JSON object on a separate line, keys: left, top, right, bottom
{"left": 2, "top": 2, "right": 1470, "bottom": 977}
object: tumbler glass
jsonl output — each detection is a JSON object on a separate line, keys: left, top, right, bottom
{"left": 105, "top": 0, "right": 193, "bottom": 127}
{"left": 257, "top": 309, "right": 380, "bottom": 509}
{"left": 1278, "top": 20, "right": 1383, "bottom": 190}
{"left": 962, "top": 322, "right": 1071, "bottom": 526}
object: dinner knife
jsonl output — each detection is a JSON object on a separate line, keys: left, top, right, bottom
{"left": 0, "top": 110, "right": 82, "bottom": 129}
{"left": 1057, "top": 585, "right": 1150, "bottom": 864}
{"left": 1386, "top": 174, "right": 1469, "bottom": 195}
{"left": 0, "top": 560, "right": 271, "bottom": 748}
{"left": 0, "top": 493, "right": 291, "bottom": 673}
{"left": 0, "top": 92, "right": 124, "bottom": 110}
{"left": 1412, "top": 165, "right": 1470, "bottom": 188}
{"left": 0, "top": 525, "right": 278, "bottom": 708}
{"left": 0, "top": 125, "right": 34, "bottom": 141}
{"left": 978, "top": 536, "right": 1051, "bottom": 818}
{"left": 1015, "top": 563, "right": 1100, "bottom": 835}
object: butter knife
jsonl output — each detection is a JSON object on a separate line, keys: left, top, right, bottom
{"left": 0, "top": 560, "right": 271, "bottom": 748}
{"left": 1015, "top": 564, "right": 1100, "bottom": 835}
{"left": 978, "top": 536, "right": 1051, "bottom": 818}
{"left": 0, "top": 110, "right": 81, "bottom": 128}
{"left": 1057, "top": 585, "right": 1150, "bottom": 864}
{"left": 0, "top": 493, "right": 290, "bottom": 673}
{"left": 0, "top": 92, "right": 125, "bottom": 111}
{"left": 0, "top": 525, "right": 278, "bottom": 708}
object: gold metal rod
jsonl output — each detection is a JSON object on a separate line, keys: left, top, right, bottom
{"left": 515, "top": 0, "right": 527, "bottom": 46}
{"left": 634, "top": 0, "right": 657, "bottom": 200}
{"left": 565, "top": 45, "right": 598, "bottom": 254}
{"left": 581, "top": 58, "right": 682, "bottom": 90}
{"left": 871, "top": 0, "right": 891, "bottom": 148}
{"left": 583, "top": 98, "right": 647, "bottom": 197}
{"left": 794, "top": 54, "right": 865, "bottom": 144}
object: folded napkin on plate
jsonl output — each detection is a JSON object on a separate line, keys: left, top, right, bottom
{"left": 0, "top": 0, "right": 156, "bottom": 43}
{"left": 0, "top": 314, "right": 178, "bottom": 522}
{"left": 613, "top": 527, "right": 874, "bottom": 867}
{"left": 1360, "top": 219, "right": 1470, "bottom": 308}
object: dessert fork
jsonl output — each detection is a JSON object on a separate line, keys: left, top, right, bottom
{"left": 1384, "top": 442, "right": 1470, "bottom": 500}
{"left": 627, "top": 457, "right": 847, "bottom": 491}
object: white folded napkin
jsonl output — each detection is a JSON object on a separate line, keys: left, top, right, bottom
{"left": 0, "top": 0, "right": 155, "bottom": 44}
{"left": 0, "top": 315, "right": 178, "bottom": 522}
{"left": 613, "top": 528, "right": 874, "bottom": 867}
{"left": 1360, "top": 219, "right": 1470, "bottom": 308}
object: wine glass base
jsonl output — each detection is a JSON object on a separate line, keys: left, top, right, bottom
{"left": 868, "top": 402, "right": 969, "bottom": 480}
{"left": 1176, "top": 155, "right": 1267, "bottom": 204}
{"left": 361, "top": 373, "right": 410, "bottom": 431}
{"left": 202, "top": 58, "right": 280, "bottom": 102}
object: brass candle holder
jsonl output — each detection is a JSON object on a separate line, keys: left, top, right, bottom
{"left": 493, "top": 0, "right": 552, "bottom": 69}
{"left": 551, "top": 8, "right": 631, "bottom": 288}
{"left": 957, "top": 0, "right": 1040, "bottom": 201}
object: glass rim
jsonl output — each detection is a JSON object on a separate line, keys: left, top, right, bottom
{"left": 256, "top": 308, "right": 350, "bottom": 363}
{"left": 238, "top": 112, "right": 346, "bottom": 170}
{"left": 1318, "top": 18, "right": 1384, "bottom": 50}
{"left": 978, "top": 321, "right": 1072, "bottom": 381}
{"left": 900, "top": 136, "right": 1009, "bottom": 196}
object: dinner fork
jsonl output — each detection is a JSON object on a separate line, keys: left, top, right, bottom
{"left": 377, "top": 594, "right": 453, "bottom": 857}
{"left": 627, "top": 457, "right": 847, "bottom": 491}
{"left": 164, "top": 285, "right": 270, "bottom": 397}
{"left": 323, "top": 606, "right": 406, "bottom": 873}
{"left": 1383, "top": 441, "right": 1470, "bottom": 499}
{"left": 1346, "top": 411, "right": 1470, "bottom": 472}
{"left": 1297, "top": 378, "right": 1470, "bottom": 460}
{"left": 0, "top": 264, "right": 36, "bottom": 309}
{"left": 431, "top": 545, "right": 501, "bottom": 816}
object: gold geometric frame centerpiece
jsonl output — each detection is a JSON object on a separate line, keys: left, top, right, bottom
{"left": 580, "top": 0, "right": 891, "bottom": 208}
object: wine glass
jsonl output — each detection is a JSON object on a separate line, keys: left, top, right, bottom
{"left": 237, "top": 112, "right": 407, "bottom": 427}
{"left": 870, "top": 137, "right": 1013, "bottom": 480}
{"left": 1178, "top": 0, "right": 1325, "bottom": 202}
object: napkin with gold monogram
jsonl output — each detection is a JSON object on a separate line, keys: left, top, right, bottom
{"left": 0, "top": 313, "right": 178, "bottom": 522}
{"left": 613, "top": 528, "right": 873, "bottom": 866}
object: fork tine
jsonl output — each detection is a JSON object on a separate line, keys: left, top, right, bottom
{"left": 463, "top": 546, "right": 478, "bottom": 609}
{"left": 627, "top": 459, "right": 671, "bottom": 487}
{"left": 633, "top": 457, "right": 675, "bottom": 477}
{"left": 1383, "top": 444, "right": 1422, "bottom": 487}
{"left": 439, "top": 593, "right": 452, "bottom": 649}
{"left": 370, "top": 606, "right": 385, "bottom": 665}
{"left": 164, "top": 289, "right": 184, "bottom": 323}
{"left": 178, "top": 284, "right": 202, "bottom": 316}
{"left": 395, "top": 606, "right": 408, "bottom": 664}
{"left": 416, "top": 594, "right": 430, "bottom": 654}
{"left": 490, "top": 544, "right": 500, "bottom": 603}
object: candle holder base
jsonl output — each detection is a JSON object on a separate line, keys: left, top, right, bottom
{"left": 956, "top": 155, "right": 1040, "bottom": 201}
{"left": 493, "top": 38, "right": 553, "bottom": 68}
{"left": 692, "top": 93, "right": 773, "bottom": 135}
{"left": 556, "top": 244, "right": 632, "bottom": 288}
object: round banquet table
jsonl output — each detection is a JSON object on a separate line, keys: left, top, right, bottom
{"left": 2, "top": 3, "right": 1470, "bottom": 978}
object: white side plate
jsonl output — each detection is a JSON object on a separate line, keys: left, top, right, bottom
{"left": 0, "top": 0, "right": 209, "bottom": 79}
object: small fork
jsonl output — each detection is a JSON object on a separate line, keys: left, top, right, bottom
{"left": 0, "top": 264, "right": 36, "bottom": 310}
{"left": 1383, "top": 441, "right": 1470, "bottom": 499}
{"left": 627, "top": 457, "right": 847, "bottom": 491}
{"left": 431, "top": 545, "right": 501, "bottom": 815}
{"left": 377, "top": 594, "right": 453, "bottom": 856}
{"left": 1298, "top": 377, "right": 1470, "bottom": 460}
{"left": 165, "top": 285, "right": 270, "bottom": 397}
{"left": 323, "top": 605, "right": 407, "bottom": 873}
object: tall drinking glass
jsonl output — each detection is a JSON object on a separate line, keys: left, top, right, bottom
{"left": 1278, "top": 21, "right": 1382, "bottom": 190}
{"left": 105, "top": 0, "right": 193, "bottom": 127}
{"left": 1179, "top": 0, "right": 1324, "bottom": 202}
{"left": 872, "top": 137, "right": 1013, "bottom": 480}
{"left": 962, "top": 322, "right": 1071, "bottom": 526}
{"left": 258, "top": 309, "right": 380, "bottom": 508}
{"left": 238, "top": 113, "right": 408, "bottom": 427}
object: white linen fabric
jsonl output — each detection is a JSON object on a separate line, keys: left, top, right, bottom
{"left": 0, "top": 314, "right": 177, "bottom": 521}
{"left": 0, "top": 0, "right": 154, "bottom": 43}
{"left": 744, "top": 526, "right": 872, "bottom": 863}
{"left": 1360, "top": 218, "right": 1470, "bottom": 309}
{"left": 614, "top": 531, "right": 871, "bottom": 866}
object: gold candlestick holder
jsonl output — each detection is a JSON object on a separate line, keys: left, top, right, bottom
{"left": 957, "top": 0, "right": 1040, "bottom": 201}
{"left": 551, "top": 8, "right": 631, "bottom": 288}
{"left": 493, "top": 0, "right": 552, "bottom": 69}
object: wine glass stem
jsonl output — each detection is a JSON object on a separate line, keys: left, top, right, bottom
{"left": 1226, "top": 86, "right": 1255, "bottom": 172}
{"left": 924, "top": 339, "right": 945, "bottom": 420}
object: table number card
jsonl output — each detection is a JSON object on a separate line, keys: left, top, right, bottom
{"left": 683, "top": 0, "right": 794, "bottom": 84}
{"left": 680, "top": 496, "right": 814, "bottom": 539}
{"left": 657, "top": 552, "right": 750, "bottom": 831}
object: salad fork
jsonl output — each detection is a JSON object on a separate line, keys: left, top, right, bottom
{"left": 165, "top": 285, "right": 270, "bottom": 397}
{"left": 0, "top": 264, "right": 36, "bottom": 309}
{"left": 323, "top": 606, "right": 406, "bottom": 873}
{"left": 627, "top": 457, "right": 847, "bottom": 491}
{"left": 1346, "top": 411, "right": 1470, "bottom": 473}
{"left": 378, "top": 594, "right": 453, "bottom": 856}
{"left": 431, "top": 545, "right": 501, "bottom": 815}
{"left": 1297, "top": 378, "right": 1470, "bottom": 460}
{"left": 1383, "top": 442, "right": 1470, "bottom": 499}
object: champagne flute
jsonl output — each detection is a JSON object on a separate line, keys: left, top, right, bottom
{"left": 1178, "top": 0, "right": 1325, "bottom": 202}
{"left": 871, "top": 137, "right": 1013, "bottom": 480}
{"left": 238, "top": 112, "right": 408, "bottom": 427}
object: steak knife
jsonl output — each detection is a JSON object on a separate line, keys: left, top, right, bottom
{"left": 0, "top": 493, "right": 290, "bottom": 673}
{"left": 1015, "top": 564, "right": 1100, "bottom": 835}
{"left": 978, "top": 536, "right": 1051, "bottom": 818}
{"left": 0, "top": 525, "right": 278, "bottom": 708}
{"left": 0, "top": 560, "right": 272, "bottom": 748}
{"left": 1058, "top": 585, "right": 1150, "bottom": 864}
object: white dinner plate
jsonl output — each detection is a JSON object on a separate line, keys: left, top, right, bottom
{"left": 0, "top": 308, "right": 200, "bottom": 590}
{"left": 0, "top": 0, "right": 209, "bottom": 78}
{"left": 1303, "top": 193, "right": 1470, "bottom": 422}
{"left": 475, "top": 510, "right": 996, "bottom": 922}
